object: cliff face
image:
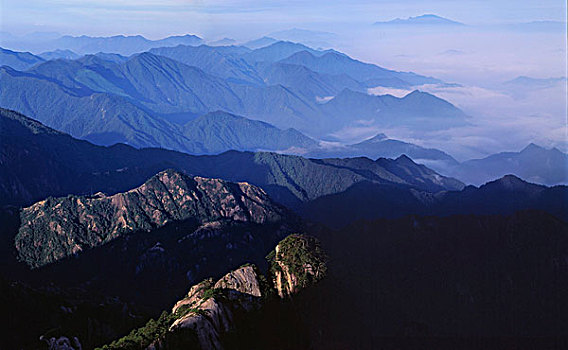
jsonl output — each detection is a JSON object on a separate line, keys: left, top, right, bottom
{"left": 166, "top": 265, "right": 265, "bottom": 350}
{"left": 268, "top": 234, "right": 327, "bottom": 298}
{"left": 99, "top": 234, "right": 327, "bottom": 350}
{"left": 15, "top": 169, "right": 287, "bottom": 268}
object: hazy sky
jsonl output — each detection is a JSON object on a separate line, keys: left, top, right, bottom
{"left": 1, "top": 0, "right": 566, "bottom": 39}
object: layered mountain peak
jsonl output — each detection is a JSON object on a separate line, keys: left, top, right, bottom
{"left": 402, "top": 89, "right": 442, "bottom": 101}
{"left": 450, "top": 143, "right": 568, "bottom": 186}
{"left": 375, "top": 14, "right": 465, "bottom": 26}
{"left": 482, "top": 174, "right": 544, "bottom": 193}
{"left": 363, "top": 133, "right": 388, "bottom": 142}
{"left": 521, "top": 142, "right": 545, "bottom": 153}
{"left": 15, "top": 169, "right": 287, "bottom": 268}
{"left": 395, "top": 154, "right": 413, "bottom": 163}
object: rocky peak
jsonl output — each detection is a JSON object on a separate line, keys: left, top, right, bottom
{"left": 214, "top": 265, "right": 263, "bottom": 298}
{"left": 99, "top": 234, "right": 327, "bottom": 350}
{"left": 168, "top": 265, "right": 266, "bottom": 350}
{"left": 171, "top": 278, "right": 215, "bottom": 315}
{"left": 363, "top": 133, "right": 388, "bottom": 143}
{"left": 16, "top": 169, "right": 287, "bottom": 268}
{"left": 267, "top": 234, "right": 327, "bottom": 298}
{"left": 394, "top": 154, "right": 415, "bottom": 164}
{"left": 520, "top": 143, "right": 544, "bottom": 154}
{"left": 484, "top": 174, "right": 543, "bottom": 192}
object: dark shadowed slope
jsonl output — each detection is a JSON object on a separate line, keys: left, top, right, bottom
{"left": 301, "top": 211, "right": 568, "bottom": 349}
{"left": 300, "top": 174, "right": 567, "bottom": 227}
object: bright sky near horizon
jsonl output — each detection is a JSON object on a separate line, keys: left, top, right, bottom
{"left": 1, "top": 0, "right": 566, "bottom": 39}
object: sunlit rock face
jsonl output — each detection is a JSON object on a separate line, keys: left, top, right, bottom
{"left": 16, "top": 169, "right": 286, "bottom": 268}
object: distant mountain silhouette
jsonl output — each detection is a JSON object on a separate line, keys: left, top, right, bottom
{"left": 318, "top": 89, "right": 468, "bottom": 132}
{"left": 300, "top": 174, "right": 567, "bottom": 227}
{"left": 306, "top": 133, "right": 459, "bottom": 168}
{"left": 448, "top": 143, "right": 568, "bottom": 186}
{"left": 242, "top": 41, "right": 333, "bottom": 63}
{"left": 208, "top": 37, "right": 237, "bottom": 46}
{"left": 242, "top": 36, "right": 278, "bottom": 49}
{"left": 374, "top": 14, "right": 465, "bottom": 26}
{"left": 50, "top": 34, "right": 203, "bottom": 55}
{"left": 38, "top": 49, "right": 80, "bottom": 60}
{"left": 504, "top": 75, "right": 567, "bottom": 88}
{"left": 267, "top": 28, "right": 337, "bottom": 48}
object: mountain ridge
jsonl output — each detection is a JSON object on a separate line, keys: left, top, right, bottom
{"left": 16, "top": 169, "right": 288, "bottom": 268}
{"left": 448, "top": 143, "right": 568, "bottom": 186}
{"left": 0, "top": 108, "right": 464, "bottom": 209}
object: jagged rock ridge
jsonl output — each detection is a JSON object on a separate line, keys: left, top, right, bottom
{"left": 98, "top": 234, "right": 326, "bottom": 350}
{"left": 16, "top": 169, "right": 286, "bottom": 268}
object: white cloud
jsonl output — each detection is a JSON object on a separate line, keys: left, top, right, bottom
{"left": 315, "top": 96, "right": 334, "bottom": 103}
{"left": 367, "top": 86, "right": 410, "bottom": 98}
{"left": 357, "top": 80, "right": 566, "bottom": 160}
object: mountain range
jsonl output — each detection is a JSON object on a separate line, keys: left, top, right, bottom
{"left": 0, "top": 40, "right": 460, "bottom": 144}
{"left": 306, "top": 133, "right": 459, "bottom": 169}
{"left": 1, "top": 26, "right": 567, "bottom": 350}
{"left": 4, "top": 106, "right": 565, "bottom": 228}
{"left": 301, "top": 174, "right": 567, "bottom": 227}
{"left": 1, "top": 33, "right": 204, "bottom": 56}
{"left": 1, "top": 108, "right": 566, "bottom": 349}
{"left": 447, "top": 143, "right": 568, "bottom": 186}
{"left": 0, "top": 43, "right": 561, "bottom": 185}
{"left": 2, "top": 113, "right": 566, "bottom": 347}
{"left": 0, "top": 108, "right": 464, "bottom": 209}
{"left": 3, "top": 107, "right": 563, "bottom": 213}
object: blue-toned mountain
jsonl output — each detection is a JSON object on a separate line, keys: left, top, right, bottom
{"left": 0, "top": 47, "right": 44, "bottom": 70}
{"left": 448, "top": 144, "right": 568, "bottom": 186}
{"left": 280, "top": 50, "right": 441, "bottom": 87}
{"left": 0, "top": 108, "right": 463, "bottom": 208}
